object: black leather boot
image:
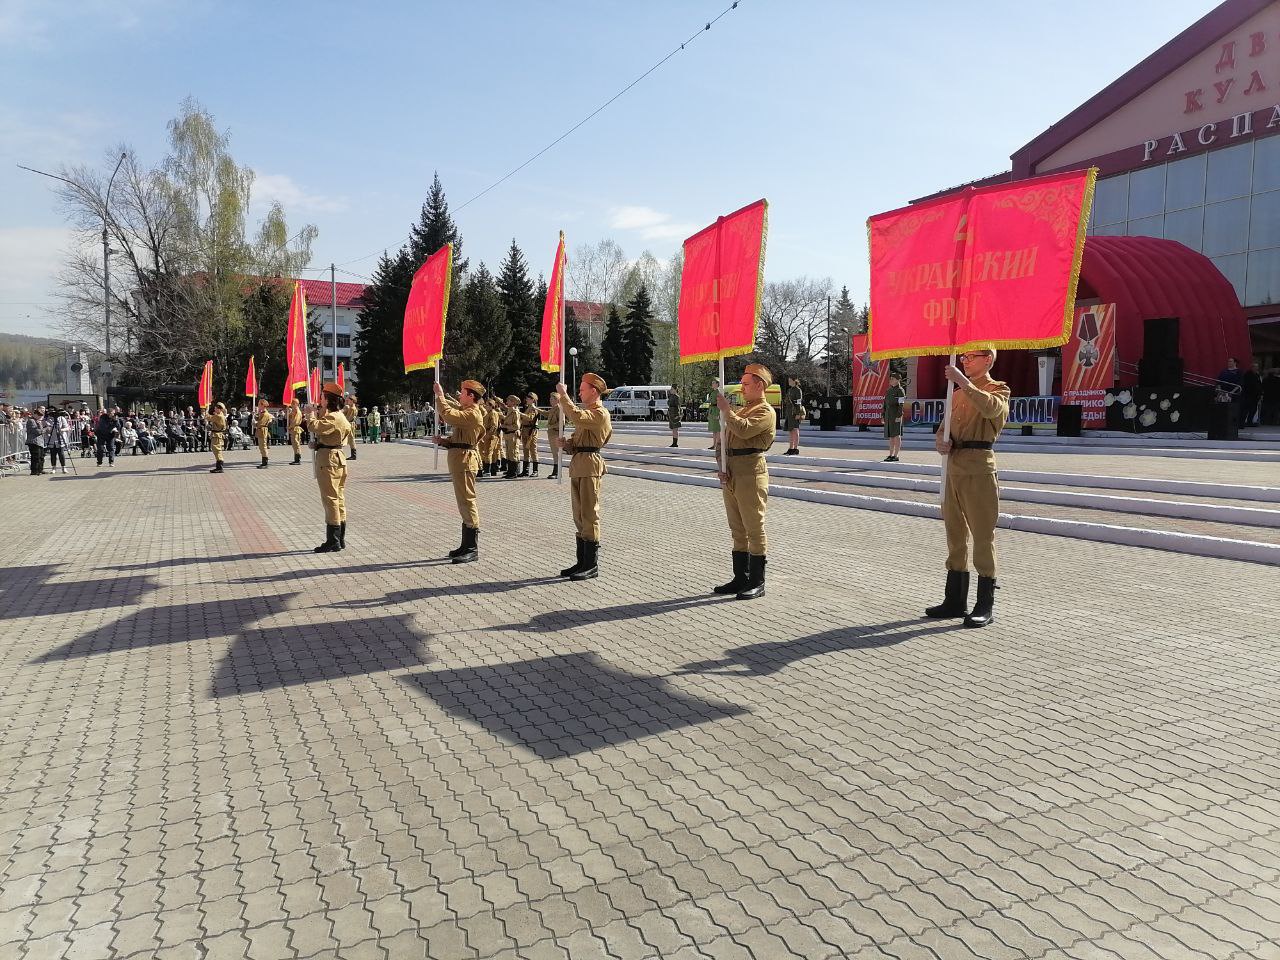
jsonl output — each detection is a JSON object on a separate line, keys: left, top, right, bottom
{"left": 964, "top": 576, "right": 997, "bottom": 628}
{"left": 925, "top": 570, "right": 970, "bottom": 618}
{"left": 337, "top": 522, "right": 346, "bottom": 550}
{"left": 210, "top": 461, "right": 223, "bottom": 473}
{"left": 448, "top": 524, "right": 467, "bottom": 559}
{"left": 348, "top": 449, "right": 357, "bottom": 461}
{"left": 258, "top": 457, "right": 268, "bottom": 469}
{"left": 314, "top": 525, "right": 340, "bottom": 553}
{"left": 292, "top": 454, "right": 301, "bottom": 465}
{"left": 560, "top": 538, "right": 584, "bottom": 577}
{"left": 519, "top": 462, "right": 529, "bottom": 477}
{"left": 547, "top": 465, "right": 558, "bottom": 479}
{"left": 532, "top": 461, "right": 539, "bottom": 476}
{"left": 452, "top": 526, "right": 479, "bottom": 564}
{"left": 713, "top": 551, "right": 749, "bottom": 595}
{"left": 505, "top": 462, "right": 520, "bottom": 479}
{"left": 736, "top": 554, "right": 766, "bottom": 600}
{"left": 570, "top": 540, "right": 599, "bottom": 581}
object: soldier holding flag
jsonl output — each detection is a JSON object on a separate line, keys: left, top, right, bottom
{"left": 308, "top": 383, "right": 353, "bottom": 553}
{"left": 204, "top": 402, "right": 228, "bottom": 473}
{"left": 554, "top": 374, "right": 612, "bottom": 581}
{"left": 254, "top": 398, "right": 273, "bottom": 469}
{"left": 433, "top": 379, "right": 486, "bottom": 563}
{"left": 287, "top": 397, "right": 303, "bottom": 465}
{"left": 713, "top": 363, "right": 776, "bottom": 600}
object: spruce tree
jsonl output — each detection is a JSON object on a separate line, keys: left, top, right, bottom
{"left": 564, "top": 304, "right": 599, "bottom": 383}
{"left": 600, "top": 304, "right": 628, "bottom": 386}
{"left": 444, "top": 264, "right": 510, "bottom": 388}
{"left": 495, "top": 239, "right": 539, "bottom": 394}
{"left": 621, "top": 284, "right": 656, "bottom": 385}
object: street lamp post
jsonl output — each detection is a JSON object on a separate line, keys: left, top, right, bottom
{"left": 568, "top": 346, "right": 578, "bottom": 390}
{"left": 18, "top": 152, "right": 127, "bottom": 403}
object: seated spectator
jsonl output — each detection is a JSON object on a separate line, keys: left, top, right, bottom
{"left": 122, "top": 422, "right": 139, "bottom": 454}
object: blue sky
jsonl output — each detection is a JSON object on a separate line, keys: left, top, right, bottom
{"left": 2, "top": 0, "right": 1218, "bottom": 337}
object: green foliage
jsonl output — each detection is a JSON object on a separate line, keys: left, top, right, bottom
{"left": 495, "top": 239, "right": 539, "bottom": 395}
{"left": 447, "top": 265, "right": 510, "bottom": 388}
{"left": 621, "top": 284, "right": 656, "bottom": 384}
{"left": 0, "top": 333, "right": 70, "bottom": 391}
{"left": 564, "top": 304, "right": 598, "bottom": 384}
{"left": 600, "top": 304, "right": 627, "bottom": 387}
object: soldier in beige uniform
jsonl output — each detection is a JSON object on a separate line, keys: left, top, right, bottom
{"left": 308, "top": 383, "right": 354, "bottom": 553}
{"left": 287, "top": 398, "right": 304, "bottom": 465}
{"left": 546, "top": 398, "right": 564, "bottom": 480}
{"left": 925, "top": 348, "right": 1010, "bottom": 628}
{"left": 204, "top": 402, "right": 228, "bottom": 473}
{"left": 342, "top": 395, "right": 359, "bottom": 460}
{"left": 483, "top": 398, "right": 501, "bottom": 476}
{"left": 520, "top": 393, "right": 540, "bottom": 476}
{"left": 253, "top": 398, "right": 274, "bottom": 469}
{"left": 501, "top": 395, "right": 521, "bottom": 479}
{"left": 713, "top": 363, "right": 777, "bottom": 600}
{"left": 555, "top": 373, "right": 612, "bottom": 581}
{"left": 433, "top": 379, "right": 486, "bottom": 563}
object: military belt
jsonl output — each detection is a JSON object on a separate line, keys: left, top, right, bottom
{"left": 573, "top": 446, "right": 602, "bottom": 453}
{"left": 951, "top": 440, "right": 994, "bottom": 450}
{"left": 314, "top": 444, "right": 343, "bottom": 450}
{"left": 441, "top": 441, "right": 474, "bottom": 450}
{"left": 729, "top": 447, "right": 768, "bottom": 456}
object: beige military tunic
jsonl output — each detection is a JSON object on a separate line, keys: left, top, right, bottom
{"left": 546, "top": 401, "right": 564, "bottom": 463}
{"left": 287, "top": 402, "right": 303, "bottom": 457}
{"left": 520, "top": 405, "right": 539, "bottom": 460}
{"left": 308, "top": 410, "right": 353, "bottom": 525}
{"left": 721, "top": 397, "right": 776, "bottom": 555}
{"left": 254, "top": 408, "right": 273, "bottom": 458}
{"left": 436, "top": 397, "right": 485, "bottom": 528}
{"left": 501, "top": 406, "right": 519, "bottom": 462}
{"left": 558, "top": 394, "right": 612, "bottom": 541}
{"left": 204, "top": 407, "right": 227, "bottom": 463}
{"left": 944, "top": 373, "right": 1010, "bottom": 577}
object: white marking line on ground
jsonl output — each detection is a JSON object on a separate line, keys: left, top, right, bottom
{"left": 607, "top": 465, "right": 1280, "bottom": 567}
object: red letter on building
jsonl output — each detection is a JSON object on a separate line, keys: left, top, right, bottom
{"left": 1250, "top": 32, "right": 1266, "bottom": 57}
{"left": 1216, "top": 41, "right": 1237, "bottom": 73}
{"left": 1185, "top": 89, "right": 1204, "bottom": 113}
{"left": 1244, "top": 71, "right": 1268, "bottom": 96}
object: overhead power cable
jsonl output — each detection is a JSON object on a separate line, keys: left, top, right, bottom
{"left": 334, "top": 0, "right": 743, "bottom": 269}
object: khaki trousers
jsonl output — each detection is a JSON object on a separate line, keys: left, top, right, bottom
{"left": 314, "top": 449, "right": 348, "bottom": 524}
{"left": 290, "top": 428, "right": 302, "bottom": 457}
{"left": 503, "top": 432, "right": 517, "bottom": 462}
{"left": 571, "top": 476, "right": 602, "bottom": 541}
{"left": 211, "top": 433, "right": 224, "bottom": 463}
{"left": 257, "top": 429, "right": 268, "bottom": 459}
{"left": 521, "top": 430, "right": 537, "bottom": 460}
{"left": 722, "top": 454, "right": 768, "bottom": 555}
{"left": 943, "top": 453, "right": 999, "bottom": 577}
{"left": 448, "top": 448, "right": 480, "bottom": 528}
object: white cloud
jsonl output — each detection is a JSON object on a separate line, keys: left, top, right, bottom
{"left": 253, "top": 173, "right": 348, "bottom": 215}
{"left": 608, "top": 205, "right": 698, "bottom": 242}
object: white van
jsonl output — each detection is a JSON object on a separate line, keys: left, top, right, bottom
{"left": 606, "top": 384, "right": 673, "bottom": 421}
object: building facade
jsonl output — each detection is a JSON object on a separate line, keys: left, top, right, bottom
{"left": 921, "top": 0, "right": 1280, "bottom": 370}
{"left": 300, "top": 279, "right": 366, "bottom": 388}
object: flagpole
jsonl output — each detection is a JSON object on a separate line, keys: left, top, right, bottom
{"left": 433, "top": 360, "right": 441, "bottom": 473}
{"left": 940, "top": 352, "right": 956, "bottom": 504}
{"left": 718, "top": 357, "right": 728, "bottom": 475}
{"left": 714, "top": 219, "right": 727, "bottom": 476}
{"left": 557, "top": 245, "right": 566, "bottom": 485}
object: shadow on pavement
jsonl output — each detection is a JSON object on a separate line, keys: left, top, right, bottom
{"left": 31, "top": 593, "right": 297, "bottom": 663}
{"left": 335, "top": 577, "right": 563, "bottom": 609}
{"left": 234, "top": 558, "right": 454, "bottom": 585}
{"left": 401, "top": 651, "right": 748, "bottom": 759}
{"left": 672, "top": 618, "right": 959, "bottom": 677}
{"left": 489, "top": 595, "right": 723, "bottom": 634}
{"left": 109, "top": 551, "right": 305, "bottom": 572}
{"left": 212, "top": 612, "right": 429, "bottom": 697}
{"left": 2, "top": 564, "right": 161, "bottom": 621}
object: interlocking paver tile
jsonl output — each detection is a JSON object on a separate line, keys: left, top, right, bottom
{"left": 5, "top": 444, "right": 1280, "bottom": 959}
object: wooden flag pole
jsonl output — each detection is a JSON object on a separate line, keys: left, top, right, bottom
{"left": 718, "top": 357, "right": 728, "bottom": 476}
{"left": 433, "top": 361, "right": 441, "bottom": 472}
{"left": 557, "top": 277, "right": 565, "bottom": 486}
{"left": 939, "top": 352, "right": 956, "bottom": 504}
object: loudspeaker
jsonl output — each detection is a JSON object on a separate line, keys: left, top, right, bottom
{"left": 1057, "top": 404, "right": 1082, "bottom": 437}
{"left": 70, "top": 362, "right": 83, "bottom": 373}
{"left": 1138, "top": 356, "right": 1184, "bottom": 389}
{"left": 1143, "top": 317, "right": 1180, "bottom": 359}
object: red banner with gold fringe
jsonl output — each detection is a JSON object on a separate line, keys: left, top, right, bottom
{"left": 197, "top": 359, "right": 213, "bottom": 408}
{"left": 677, "top": 199, "right": 768, "bottom": 364}
{"left": 540, "top": 232, "right": 566, "bottom": 373}
{"left": 867, "top": 168, "right": 1096, "bottom": 360}
{"left": 285, "top": 281, "right": 309, "bottom": 390}
{"left": 403, "top": 244, "right": 453, "bottom": 373}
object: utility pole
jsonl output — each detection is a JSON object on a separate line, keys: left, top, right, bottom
{"left": 19, "top": 152, "right": 126, "bottom": 403}
{"left": 330, "top": 263, "right": 338, "bottom": 378}
{"left": 824, "top": 295, "right": 832, "bottom": 396}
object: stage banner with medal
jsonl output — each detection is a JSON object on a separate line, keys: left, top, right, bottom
{"left": 403, "top": 244, "right": 452, "bottom": 373}
{"left": 677, "top": 199, "right": 768, "bottom": 363}
{"left": 868, "top": 168, "right": 1096, "bottom": 359}
{"left": 540, "top": 232, "right": 566, "bottom": 373}
{"left": 852, "top": 334, "right": 891, "bottom": 425}
{"left": 1063, "top": 302, "right": 1116, "bottom": 427}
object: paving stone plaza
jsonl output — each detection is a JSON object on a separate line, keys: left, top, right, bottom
{"left": 3, "top": 438, "right": 1279, "bottom": 959}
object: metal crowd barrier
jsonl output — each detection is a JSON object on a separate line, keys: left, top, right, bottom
{"left": 0, "top": 421, "right": 25, "bottom": 476}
